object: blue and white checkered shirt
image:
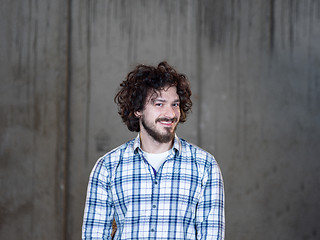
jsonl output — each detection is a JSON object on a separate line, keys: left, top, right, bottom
{"left": 82, "top": 135, "right": 225, "bottom": 239}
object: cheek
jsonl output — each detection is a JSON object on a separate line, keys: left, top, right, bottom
{"left": 146, "top": 111, "right": 160, "bottom": 122}
{"left": 175, "top": 109, "right": 181, "bottom": 118}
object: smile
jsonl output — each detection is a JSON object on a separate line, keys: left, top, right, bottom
{"left": 156, "top": 118, "right": 177, "bottom": 127}
{"left": 159, "top": 121, "right": 174, "bottom": 126}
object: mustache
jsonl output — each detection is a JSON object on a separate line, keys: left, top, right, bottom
{"left": 156, "top": 117, "right": 178, "bottom": 123}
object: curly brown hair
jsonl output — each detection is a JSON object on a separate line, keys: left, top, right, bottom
{"left": 114, "top": 61, "right": 192, "bottom": 132}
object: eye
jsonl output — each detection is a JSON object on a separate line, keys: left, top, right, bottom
{"left": 155, "top": 103, "right": 163, "bottom": 107}
{"left": 172, "top": 103, "right": 180, "bottom": 107}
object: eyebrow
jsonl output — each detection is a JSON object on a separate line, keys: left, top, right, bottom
{"left": 153, "top": 98, "right": 180, "bottom": 103}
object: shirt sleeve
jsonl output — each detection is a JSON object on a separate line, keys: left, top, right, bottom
{"left": 196, "top": 159, "right": 225, "bottom": 240}
{"left": 82, "top": 159, "right": 114, "bottom": 239}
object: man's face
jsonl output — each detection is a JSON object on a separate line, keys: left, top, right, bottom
{"left": 136, "top": 86, "right": 181, "bottom": 143}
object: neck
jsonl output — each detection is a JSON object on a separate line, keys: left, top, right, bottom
{"left": 139, "top": 132, "right": 174, "bottom": 153}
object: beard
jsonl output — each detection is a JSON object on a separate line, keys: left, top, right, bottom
{"left": 141, "top": 116, "right": 178, "bottom": 143}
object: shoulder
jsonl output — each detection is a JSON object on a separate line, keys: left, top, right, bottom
{"left": 179, "top": 138, "right": 223, "bottom": 184}
{"left": 179, "top": 138, "right": 221, "bottom": 174}
{"left": 101, "top": 139, "right": 134, "bottom": 162}
{"left": 89, "top": 139, "right": 135, "bottom": 180}
{"left": 179, "top": 138, "right": 216, "bottom": 164}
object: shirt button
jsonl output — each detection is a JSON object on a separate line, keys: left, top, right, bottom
{"left": 154, "top": 181, "right": 158, "bottom": 185}
{"left": 152, "top": 205, "right": 156, "bottom": 208}
{"left": 151, "top": 229, "right": 155, "bottom": 232}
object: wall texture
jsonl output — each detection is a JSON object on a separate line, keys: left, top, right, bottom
{"left": 0, "top": 1, "right": 69, "bottom": 239}
{"left": 1, "top": 1, "right": 319, "bottom": 240}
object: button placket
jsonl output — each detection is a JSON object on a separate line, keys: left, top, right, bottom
{"left": 149, "top": 176, "right": 160, "bottom": 238}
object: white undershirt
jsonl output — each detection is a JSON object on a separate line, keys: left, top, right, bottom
{"left": 142, "top": 150, "right": 171, "bottom": 172}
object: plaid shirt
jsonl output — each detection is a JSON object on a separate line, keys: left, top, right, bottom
{"left": 82, "top": 135, "right": 225, "bottom": 239}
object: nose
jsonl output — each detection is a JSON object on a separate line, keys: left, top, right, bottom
{"left": 164, "top": 105, "right": 177, "bottom": 118}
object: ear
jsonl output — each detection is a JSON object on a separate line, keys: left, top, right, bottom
{"left": 134, "top": 111, "right": 142, "bottom": 118}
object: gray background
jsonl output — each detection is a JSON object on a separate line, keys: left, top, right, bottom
{"left": 1, "top": 0, "right": 319, "bottom": 239}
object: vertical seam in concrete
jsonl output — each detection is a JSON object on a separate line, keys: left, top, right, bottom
{"left": 196, "top": 2, "right": 203, "bottom": 147}
{"left": 269, "top": 0, "right": 275, "bottom": 52}
{"left": 64, "top": 0, "right": 72, "bottom": 239}
{"left": 85, "top": 0, "right": 92, "bottom": 165}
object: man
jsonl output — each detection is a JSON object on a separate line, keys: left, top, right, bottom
{"left": 82, "top": 62, "right": 225, "bottom": 239}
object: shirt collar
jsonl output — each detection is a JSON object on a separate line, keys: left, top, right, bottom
{"left": 133, "top": 134, "right": 181, "bottom": 155}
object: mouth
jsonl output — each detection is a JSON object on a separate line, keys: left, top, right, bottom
{"left": 156, "top": 118, "right": 177, "bottom": 127}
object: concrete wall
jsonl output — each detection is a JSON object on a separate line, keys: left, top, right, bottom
{"left": 1, "top": 1, "right": 319, "bottom": 239}
{"left": 0, "top": 1, "right": 68, "bottom": 239}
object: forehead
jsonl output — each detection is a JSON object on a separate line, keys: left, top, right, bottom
{"left": 147, "top": 86, "right": 179, "bottom": 101}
